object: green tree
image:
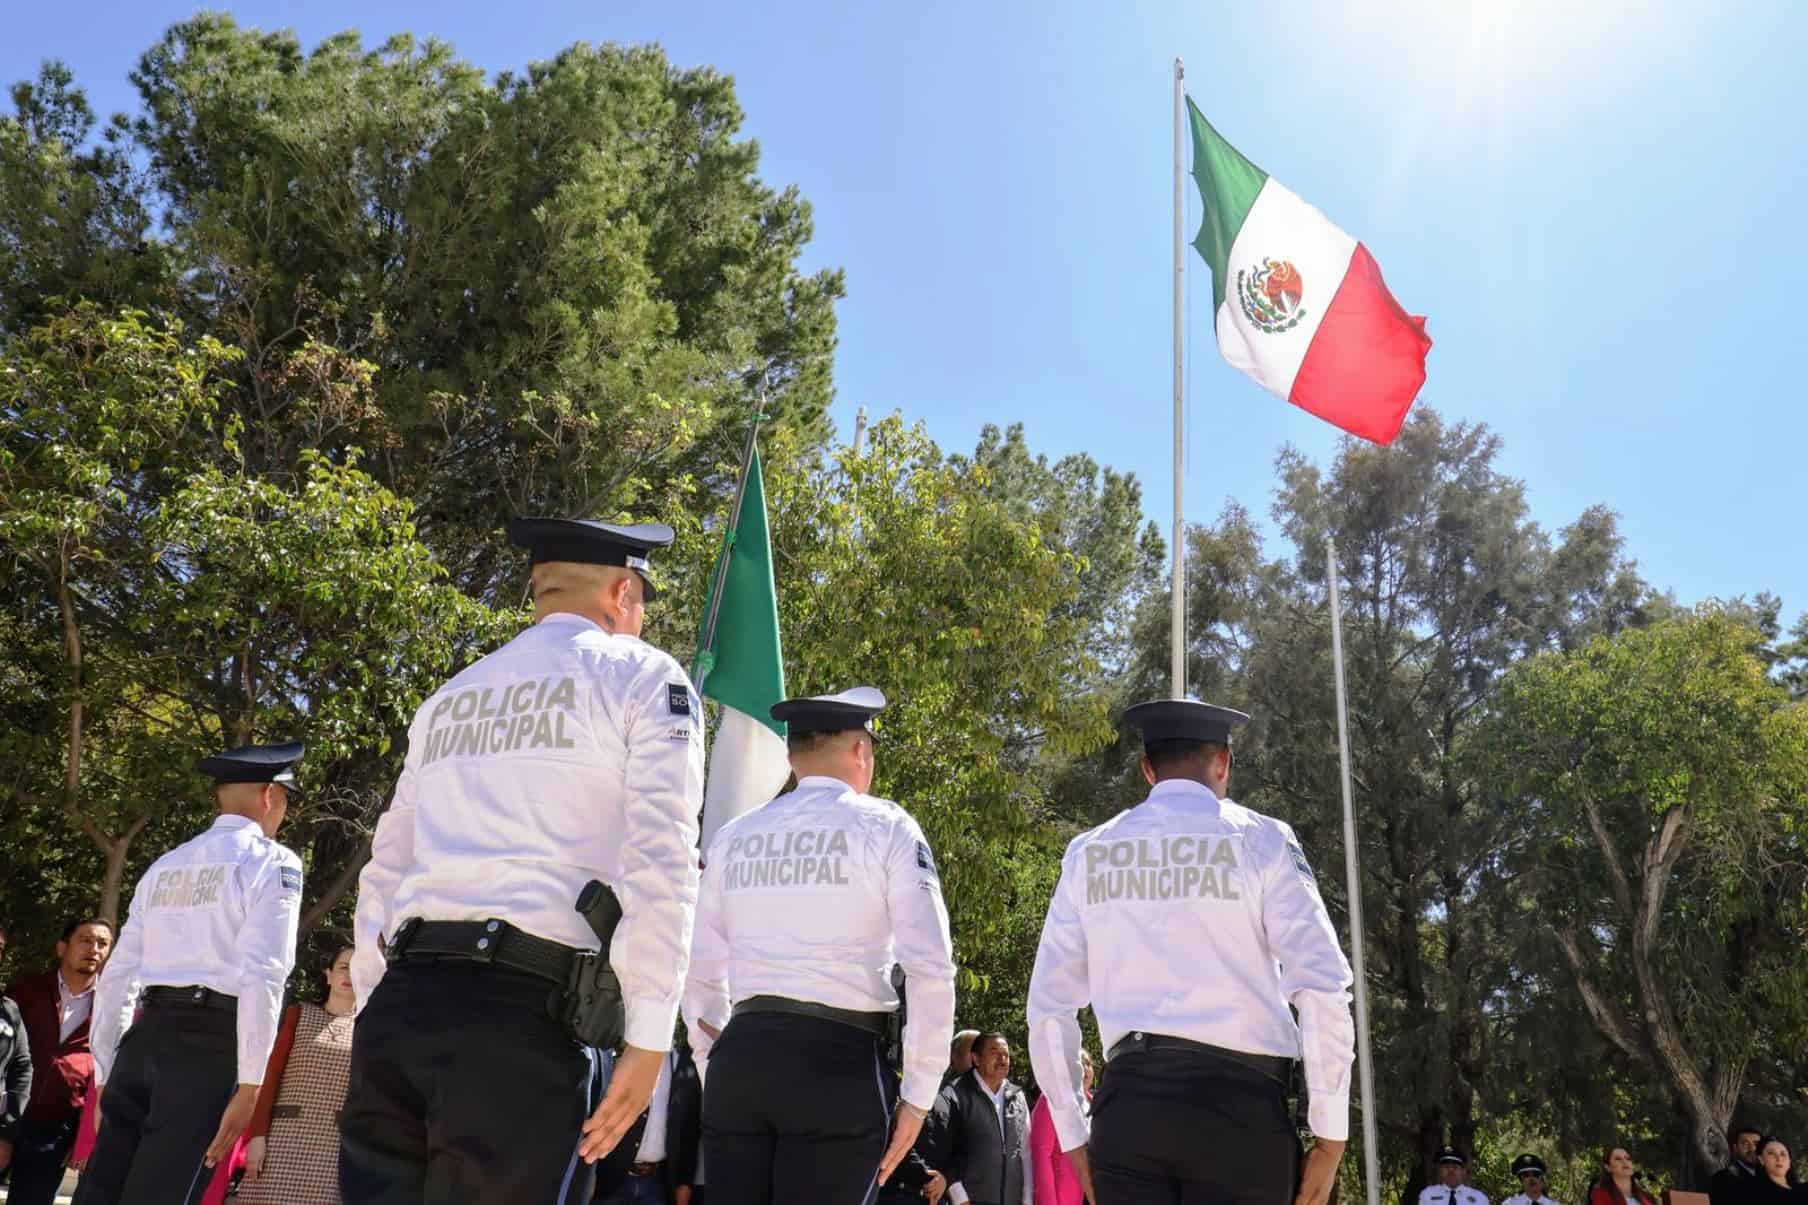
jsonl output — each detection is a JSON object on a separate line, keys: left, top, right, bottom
{"left": 763, "top": 416, "right": 1116, "bottom": 981}
{"left": 0, "top": 305, "right": 499, "bottom": 926}
{"left": 116, "top": 17, "right": 841, "bottom": 598}
{"left": 1481, "top": 611, "right": 1808, "bottom": 1176}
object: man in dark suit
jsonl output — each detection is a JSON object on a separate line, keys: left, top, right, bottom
{"left": 597, "top": 1044, "right": 703, "bottom": 1204}
{"left": 921, "top": 1033, "right": 1028, "bottom": 1205}
{"left": 1711, "top": 1128, "right": 1763, "bottom": 1205}
{"left": 2, "top": 919, "right": 113, "bottom": 1205}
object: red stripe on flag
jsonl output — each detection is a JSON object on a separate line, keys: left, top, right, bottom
{"left": 1287, "top": 242, "right": 1430, "bottom": 445}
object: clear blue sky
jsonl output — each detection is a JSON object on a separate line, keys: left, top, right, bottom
{"left": 9, "top": 1, "right": 1804, "bottom": 621}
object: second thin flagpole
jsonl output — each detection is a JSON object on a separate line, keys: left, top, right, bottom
{"left": 1328, "top": 536, "right": 1381, "bottom": 1205}
{"left": 1171, "top": 57, "right": 1186, "bottom": 697}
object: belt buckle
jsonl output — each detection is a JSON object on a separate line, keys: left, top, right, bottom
{"left": 386, "top": 917, "right": 422, "bottom": 964}
{"left": 471, "top": 919, "right": 503, "bottom": 964}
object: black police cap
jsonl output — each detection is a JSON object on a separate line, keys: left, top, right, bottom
{"left": 770, "top": 686, "right": 886, "bottom": 736}
{"left": 1122, "top": 698, "right": 1251, "bottom": 747}
{"left": 1436, "top": 1146, "right": 1468, "bottom": 1167}
{"left": 506, "top": 519, "right": 674, "bottom": 599}
{"left": 1512, "top": 1155, "right": 1547, "bottom": 1177}
{"left": 197, "top": 741, "right": 306, "bottom": 794}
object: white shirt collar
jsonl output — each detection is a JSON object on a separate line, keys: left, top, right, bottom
{"left": 211, "top": 814, "right": 261, "bottom": 834}
{"left": 57, "top": 972, "right": 94, "bottom": 1003}
{"left": 796, "top": 775, "right": 858, "bottom": 794}
{"left": 1145, "top": 779, "right": 1220, "bottom": 806}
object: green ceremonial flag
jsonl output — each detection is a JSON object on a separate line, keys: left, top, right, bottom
{"left": 696, "top": 447, "right": 788, "bottom": 849}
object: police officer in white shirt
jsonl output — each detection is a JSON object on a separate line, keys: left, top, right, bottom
{"left": 684, "top": 687, "right": 957, "bottom": 1205}
{"left": 1504, "top": 1153, "right": 1558, "bottom": 1205}
{"left": 1419, "top": 1147, "right": 1491, "bottom": 1205}
{"left": 1026, "top": 699, "right": 1355, "bottom": 1205}
{"left": 78, "top": 742, "right": 306, "bottom": 1205}
{"left": 343, "top": 519, "right": 703, "bottom": 1204}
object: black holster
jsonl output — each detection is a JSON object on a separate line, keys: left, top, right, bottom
{"left": 558, "top": 951, "right": 625, "bottom": 1050}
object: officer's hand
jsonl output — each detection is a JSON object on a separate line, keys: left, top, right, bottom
{"left": 245, "top": 1135, "right": 267, "bottom": 1178}
{"left": 0, "top": 1138, "right": 14, "bottom": 1171}
{"left": 203, "top": 1083, "right": 259, "bottom": 1168}
{"left": 877, "top": 1102, "right": 926, "bottom": 1186}
{"left": 579, "top": 1044, "right": 664, "bottom": 1162}
{"left": 674, "top": 1187, "right": 693, "bottom": 1205}
{"left": 924, "top": 1168, "right": 948, "bottom": 1203}
{"left": 1294, "top": 1138, "right": 1347, "bottom": 1205}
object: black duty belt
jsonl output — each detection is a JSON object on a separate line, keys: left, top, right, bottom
{"left": 1106, "top": 1030, "right": 1292, "bottom": 1083}
{"left": 732, "top": 994, "right": 890, "bottom": 1039}
{"left": 386, "top": 917, "right": 579, "bottom": 987}
{"left": 143, "top": 985, "right": 237, "bottom": 1013}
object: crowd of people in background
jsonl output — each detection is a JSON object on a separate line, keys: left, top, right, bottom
{"left": 4, "top": 909, "right": 1808, "bottom": 1205}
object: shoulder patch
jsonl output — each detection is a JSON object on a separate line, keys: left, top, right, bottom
{"left": 1287, "top": 840, "right": 1316, "bottom": 883}
{"left": 667, "top": 683, "right": 691, "bottom": 716}
{"left": 279, "top": 866, "right": 303, "bottom": 892}
{"left": 915, "top": 841, "right": 937, "bottom": 875}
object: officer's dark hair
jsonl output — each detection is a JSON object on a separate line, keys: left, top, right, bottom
{"left": 1732, "top": 1125, "right": 1764, "bottom": 1145}
{"left": 971, "top": 1031, "right": 1008, "bottom": 1060}
{"left": 1143, "top": 739, "right": 1228, "bottom": 777}
{"left": 60, "top": 917, "right": 114, "bottom": 943}
{"left": 786, "top": 729, "right": 866, "bottom": 756}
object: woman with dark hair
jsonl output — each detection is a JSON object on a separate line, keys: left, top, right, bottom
{"left": 229, "top": 944, "right": 359, "bottom": 1204}
{"left": 1587, "top": 1147, "right": 1657, "bottom": 1205}
{"left": 1750, "top": 1136, "right": 1808, "bottom": 1204}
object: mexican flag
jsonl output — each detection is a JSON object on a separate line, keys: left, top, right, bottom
{"left": 1188, "top": 97, "right": 1430, "bottom": 445}
{"left": 695, "top": 447, "right": 789, "bottom": 854}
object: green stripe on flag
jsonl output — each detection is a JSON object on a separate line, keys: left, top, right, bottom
{"left": 698, "top": 447, "right": 786, "bottom": 737}
{"left": 1187, "top": 98, "right": 1269, "bottom": 313}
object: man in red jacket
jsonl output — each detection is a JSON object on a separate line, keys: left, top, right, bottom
{"left": 2, "top": 919, "right": 114, "bottom": 1205}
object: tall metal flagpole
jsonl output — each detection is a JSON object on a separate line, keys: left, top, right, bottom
{"left": 1171, "top": 58, "right": 1186, "bottom": 697}
{"left": 692, "top": 396, "right": 767, "bottom": 697}
{"left": 1327, "top": 536, "right": 1381, "bottom": 1205}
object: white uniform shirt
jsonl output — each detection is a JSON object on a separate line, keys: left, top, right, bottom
{"left": 1026, "top": 779, "right": 1355, "bottom": 1151}
{"left": 633, "top": 1049, "right": 677, "bottom": 1164}
{"left": 351, "top": 613, "right": 704, "bottom": 1052}
{"left": 683, "top": 775, "right": 957, "bottom": 1109}
{"left": 92, "top": 814, "right": 303, "bottom": 1086}
{"left": 1503, "top": 1192, "right": 1556, "bottom": 1205}
{"left": 1421, "top": 1185, "right": 1491, "bottom": 1205}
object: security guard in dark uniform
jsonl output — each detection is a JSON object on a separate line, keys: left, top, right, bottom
{"left": 344, "top": 520, "right": 704, "bottom": 1204}
{"left": 1026, "top": 699, "right": 1355, "bottom": 1205}
{"left": 684, "top": 688, "right": 957, "bottom": 1205}
{"left": 79, "top": 742, "right": 306, "bottom": 1205}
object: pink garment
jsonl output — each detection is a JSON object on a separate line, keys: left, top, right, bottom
{"left": 200, "top": 1134, "right": 249, "bottom": 1204}
{"left": 1029, "top": 1093, "right": 1086, "bottom": 1205}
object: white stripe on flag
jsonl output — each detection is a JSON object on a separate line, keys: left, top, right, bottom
{"left": 700, "top": 705, "right": 791, "bottom": 855}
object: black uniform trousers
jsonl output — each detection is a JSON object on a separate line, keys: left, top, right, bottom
{"left": 72, "top": 997, "right": 238, "bottom": 1205}
{"left": 702, "top": 1011, "right": 892, "bottom": 1205}
{"left": 339, "top": 960, "right": 605, "bottom": 1205}
{"left": 6, "top": 1117, "right": 83, "bottom": 1205}
{"left": 1089, "top": 1046, "right": 1300, "bottom": 1205}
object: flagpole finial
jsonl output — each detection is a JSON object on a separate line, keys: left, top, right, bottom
{"left": 1175, "top": 58, "right": 1184, "bottom": 79}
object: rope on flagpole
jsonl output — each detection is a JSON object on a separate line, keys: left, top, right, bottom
{"left": 1328, "top": 534, "right": 1382, "bottom": 1205}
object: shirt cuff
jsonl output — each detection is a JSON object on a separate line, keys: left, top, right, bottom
{"left": 949, "top": 1183, "right": 970, "bottom": 1205}
{"left": 1051, "top": 1102, "right": 1091, "bottom": 1153}
{"left": 1307, "top": 1088, "right": 1350, "bottom": 1141}
{"left": 624, "top": 993, "right": 680, "bottom": 1052}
